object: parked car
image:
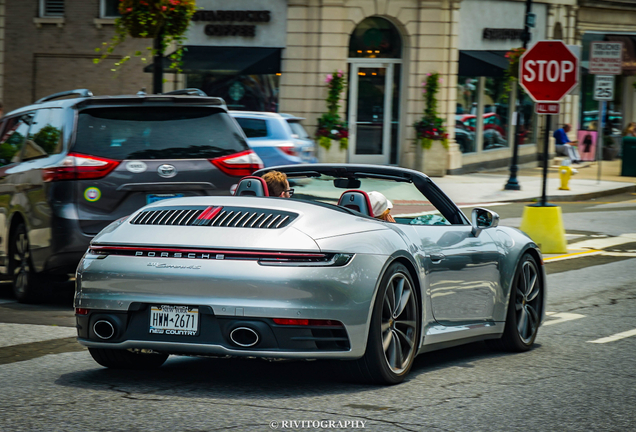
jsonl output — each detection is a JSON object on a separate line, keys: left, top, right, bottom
{"left": 0, "top": 89, "right": 262, "bottom": 302}
{"left": 456, "top": 113, "right": 508, "bottom": 150}
{"left": 230, "top": 111, "right": 317, "bottom": 167}
{"left": 455, "top": 120, "right": 475, "bottom": 153}
{"left": 76, "top": 164, "right": 545, "bottom": 385}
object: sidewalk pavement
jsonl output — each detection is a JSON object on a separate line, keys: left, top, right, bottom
{"left": 434, "top": 159, "right": 636, "bottom": 205}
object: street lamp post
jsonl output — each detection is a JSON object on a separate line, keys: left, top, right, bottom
{"left": 153, "top": 30, "right": 164, "bottom": 94}
{"left": 504, "top": 0, "right": 533, "bottom": 191}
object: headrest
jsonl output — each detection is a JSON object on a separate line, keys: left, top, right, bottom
{"left": 234, "top": 176, "right": 269, "bottom": 197}
{"left": 337, "top": 190, "right": 373, "bottom": 217}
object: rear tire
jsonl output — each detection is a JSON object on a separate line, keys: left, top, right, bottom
{"left": 346, "top": 263, "right": 420, "bottom": 385}
{"left": 9, "top": 224, "right": 45, "bottom": 303}
{"left": 487, "top": 254, "right": 543, "bottom": 352}
{"left": 88, "top": 347, "right": 169, "bottom": 370}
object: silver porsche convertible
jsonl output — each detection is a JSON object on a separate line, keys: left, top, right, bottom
{"left": 75, "top": 164, "right": 546, "bottom": 384}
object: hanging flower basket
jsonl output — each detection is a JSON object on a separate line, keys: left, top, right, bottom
{"left": 95, "top": 0, "right": 196, "bottom": 71}
{"left": 505, "top": 48, "right": 526, "bottom": 80}
{"left": 121, "top": 13, "right": 165, "bottom": 38}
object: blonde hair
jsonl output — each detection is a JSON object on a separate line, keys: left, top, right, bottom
{"left": 262, "top": 171, "right": 288, "bottom": 197}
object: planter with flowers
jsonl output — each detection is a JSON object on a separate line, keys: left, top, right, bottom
{"left": 95, "top": 0, "right": 197, "bottom": 89}
{"left": 316, "top": 70, "right": 349, "bottom": 163}
{"left": 413, "top": 72, "right": 449, "bottom": 176}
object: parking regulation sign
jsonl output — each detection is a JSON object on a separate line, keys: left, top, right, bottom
{"left": 589, "top": 42, "right": 623, "bottom": 75}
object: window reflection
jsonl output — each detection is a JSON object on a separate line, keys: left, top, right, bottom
{"left": 483, "top": 76, "right": 509, "bottom": 149}
{"left": 517, "top": 87, "right": 535, "bottom": 144}
{"left": 456, "top": 76, "right": 477, "bottom": 153}
{"left": 0, "top": 115, "right": 31, "bottom": 165}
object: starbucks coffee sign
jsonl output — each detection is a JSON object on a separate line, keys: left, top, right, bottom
{"left": 186, "top": 0, "right": 287, "bottom": 47}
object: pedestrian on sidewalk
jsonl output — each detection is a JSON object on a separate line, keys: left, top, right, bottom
{"left": 553, "top": 123, "right": 581, "bottom": 163}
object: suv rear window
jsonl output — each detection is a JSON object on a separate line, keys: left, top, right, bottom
{"left": 234, "top": 118, "right": 268, "bottom": 138}
{"left": 288, "top": 121, "right": 309, "bottom": 139}
{"left": 74, "top": 107, "right": 248, "bottom": 160}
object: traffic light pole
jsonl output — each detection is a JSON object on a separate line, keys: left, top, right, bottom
{"left": 504, "top": 0, "right": 533, "bottom": 191}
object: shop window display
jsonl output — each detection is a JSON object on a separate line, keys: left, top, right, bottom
{"left": 517, "top": 86, "right": 535, "bottom": 145}
{"left": 187, "top": 74, "right": 280, "bottom": 112}
{"left": 456, "top": 76, "right": 478, "bottom": 153}
{"left": 482, "top": 76, "right": 509, "bottom": 150}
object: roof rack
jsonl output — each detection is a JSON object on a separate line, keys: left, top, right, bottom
{"left": 36, "top": 89, "right": 93, "bottom": 104}
{"left": 163, "top": 88, "right": 207, "bottom": 97}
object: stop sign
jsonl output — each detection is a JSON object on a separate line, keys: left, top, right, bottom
{"left": 519, "top": 41, "right": 579, "bottom": 102}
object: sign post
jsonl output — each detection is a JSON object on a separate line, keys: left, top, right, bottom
{"left": 519, "top": 40, "right": 579, "bottom": 205}
{"left": 590, "top": 42, "right": 623, "bottom": 184}
{"left": 518, "top": 40, "right": 579, "bottom": 254}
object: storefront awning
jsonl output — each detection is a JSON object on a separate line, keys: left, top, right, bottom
{"left": 144, "top": 46, "right": 282, "bottom": 75}
{"left": 459, "top": 50, "right": 508, "bottom": 77}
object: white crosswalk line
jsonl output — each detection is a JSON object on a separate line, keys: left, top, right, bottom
{"left": 572, "top": 233, "right": 636, "bottom": 250}
{"left": 543, "top": 312, "right": 585, "bottom": 326}
{"left": 588, "top": 329, "right": 636, "bottom": 344}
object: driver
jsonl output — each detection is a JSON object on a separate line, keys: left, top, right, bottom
{"left": 262, "top": 171, "right": 293, "bottom": 198}
{"left": 368, "top": 191, "right": 395, "bottom": 222}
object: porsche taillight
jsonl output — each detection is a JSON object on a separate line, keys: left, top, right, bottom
{"left": 43, "top": 153, "right": 121, "bottom": 182}
{"left": 210, "top": 150, "right": 264, "bottom": 177}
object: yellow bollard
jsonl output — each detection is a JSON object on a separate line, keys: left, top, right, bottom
{"left": 558, "top": 160, "right": 576, "bottom": 191}
{"left": 519, "top": 205, "right": 567, "bottom": 254}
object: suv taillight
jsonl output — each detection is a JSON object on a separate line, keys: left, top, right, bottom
{"left": 42, "top": 153, "right": 121, "bottom": 182}
{"left": 210, "top": 150, "right": 264, "bottom": 177}
{"left": 279, "top": 145, "right": 299, "bottom": 157}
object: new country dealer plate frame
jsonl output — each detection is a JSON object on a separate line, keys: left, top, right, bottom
{"left": 149, "top": 305, "right": 200, "bottom": 336}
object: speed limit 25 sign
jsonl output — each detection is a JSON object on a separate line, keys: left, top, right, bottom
{"left": 593, "top": 75, "right": 615, "bottom": 101}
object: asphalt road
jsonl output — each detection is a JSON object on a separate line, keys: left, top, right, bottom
{"left": 0, "top": 193, "right": 635, "bottom": 432}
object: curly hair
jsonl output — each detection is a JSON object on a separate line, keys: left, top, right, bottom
{"left": 262, "top": 171, "right": 288, "bottom": 197}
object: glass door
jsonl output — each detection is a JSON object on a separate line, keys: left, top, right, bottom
{"left": 348, "top": 63, "right": 394, "bottom": 164}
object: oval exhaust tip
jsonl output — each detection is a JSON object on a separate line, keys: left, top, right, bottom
{"left": 229, "top": 327, "right": 260, "bottom": 347}
{"left": 93, "top": 320, "right": 115, "bottom": 340}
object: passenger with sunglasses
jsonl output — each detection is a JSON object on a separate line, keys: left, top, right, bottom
{"left": 262, "top": 170, "right": 294, "bottom": 198}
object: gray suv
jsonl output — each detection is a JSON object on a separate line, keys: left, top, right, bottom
{"left": 0, "top": 89, "right": 262, "bottom": 302}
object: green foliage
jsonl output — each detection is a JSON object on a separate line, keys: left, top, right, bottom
{"left": 31, "top": 125, "right": 62, "bottom": 155}
{"left": 94, "top": 0, "right": 197, "bottom": 73}
{"left": 316, "top": 70, "right": 349, "bottom": 150}
{"left": 413, "top": 72, "right": 448, "bottom": 149}
{"left": 503, "top": 47, "right": 526, "bottom": 97}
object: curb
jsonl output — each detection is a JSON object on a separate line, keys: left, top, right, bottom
{"left": 501, "top": 184, "right": 636, "bottom": 203}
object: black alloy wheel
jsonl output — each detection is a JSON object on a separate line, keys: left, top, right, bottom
{"left": 347, "top": 262, "right": 420, "bottom": 385}
{"left": 489, "top": 253, "right": 543, "bottom": 352}
{"left": 9, "top": 224, "right": 43, "bottom": 303}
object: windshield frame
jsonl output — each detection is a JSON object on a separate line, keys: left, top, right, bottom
{"left": 254, "top": 164, "right": 470, "bottom": 226}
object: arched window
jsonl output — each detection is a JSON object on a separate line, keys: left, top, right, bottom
{"left": 349, "top": 17, "right": 402, "bottom": 59}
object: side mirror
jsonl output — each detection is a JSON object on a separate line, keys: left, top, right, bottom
{"left": 471, "top": 207, "right": 499, "bottom": 237}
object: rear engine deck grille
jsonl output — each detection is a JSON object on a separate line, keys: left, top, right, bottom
{"left": 130, "top": 206, "right": 296, "bottom": 229}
